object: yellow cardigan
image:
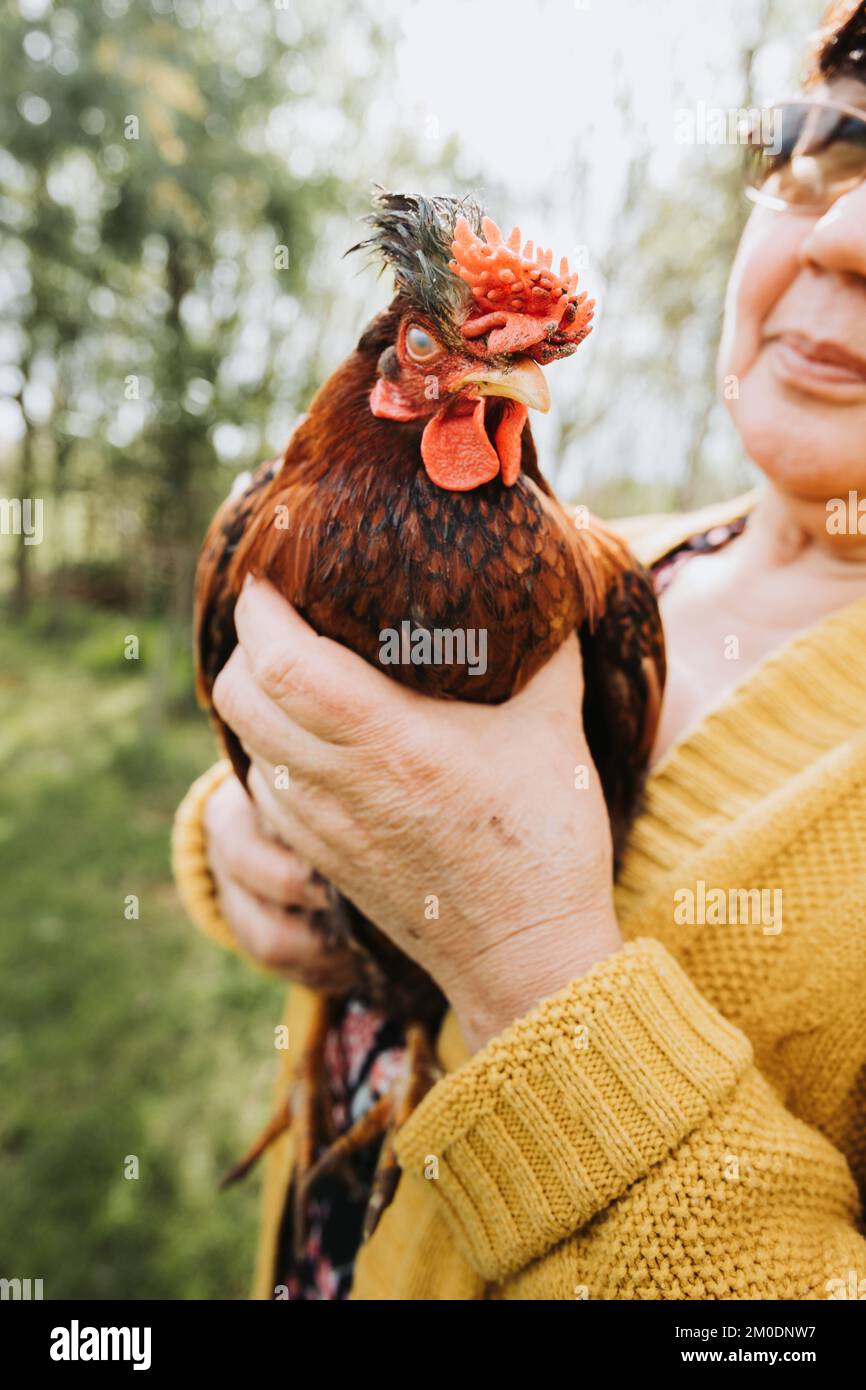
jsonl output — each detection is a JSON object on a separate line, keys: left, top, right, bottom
{"left": 171, "top": 493, "right": 866, "bottom": 1300}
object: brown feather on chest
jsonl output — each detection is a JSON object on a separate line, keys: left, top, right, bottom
{"left": 253, "top": 459, "right": 583, "bottom": 704}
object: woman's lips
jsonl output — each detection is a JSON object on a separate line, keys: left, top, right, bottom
{"left": 768, "top": 331, "right": 866, "bottom": 400}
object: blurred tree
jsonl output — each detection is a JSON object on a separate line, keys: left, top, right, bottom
{"left": 2, "top": 0, "right": 818, "bottom": 624}
{"left": 0, "top": 0, "right": 469, "bottom": 644}
{"left": 548, "top": 0, "right": 816, "bottom": 516}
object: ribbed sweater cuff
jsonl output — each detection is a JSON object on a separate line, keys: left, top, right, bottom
{"left": 395, "top": 937, "right": 753, "bottom": 1282}
{"left": 170, "top": 760, "right": 237, "bottom": 951}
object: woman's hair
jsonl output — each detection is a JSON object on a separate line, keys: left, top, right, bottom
{"left": 806, "top": 0, "right": 866, "bottom": 84}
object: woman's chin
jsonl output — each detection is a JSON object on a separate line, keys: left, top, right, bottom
{"left": 727, "top": 362, "right": 866, "bottom": 500}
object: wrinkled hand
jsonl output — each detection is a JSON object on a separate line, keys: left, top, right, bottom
{"left": 213, "top": 579, "right": 622, "bottom": 1051}
{"left": 203, "top": 772, "right": 364, "bottom": 992}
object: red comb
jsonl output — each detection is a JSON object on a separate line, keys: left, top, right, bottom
{"left": 449, "top": 216, "right": 594, "bottom": 358}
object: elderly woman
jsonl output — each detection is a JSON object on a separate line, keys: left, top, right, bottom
{"left": 172, "top": 0, "right": 866, "bottom": 1300}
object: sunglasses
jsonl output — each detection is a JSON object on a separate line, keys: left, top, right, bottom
{"left": 744, "top": 97, "right": 866, "bottom": 215}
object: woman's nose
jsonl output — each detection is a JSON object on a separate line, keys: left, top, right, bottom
{"left": 799, "top": 180, "right": 866, "bottom": 279}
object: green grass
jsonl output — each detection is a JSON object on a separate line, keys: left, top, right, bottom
{"left": 0, "top": 605, "right": 285, "bottom": 1299}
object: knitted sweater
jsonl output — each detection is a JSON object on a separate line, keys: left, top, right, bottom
{"left": 171, "top": 493, "right": 866, "bottom": 1300}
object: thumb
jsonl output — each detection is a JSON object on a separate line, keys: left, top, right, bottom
{"left": 508, "top": 631, "right": 585, "bottom": 723}
{"left": 235, "top": 576, "right": 411, "bottom": 740}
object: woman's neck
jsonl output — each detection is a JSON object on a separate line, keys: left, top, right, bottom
{"left": 746, "top": 483, "right": 866, "bottom": 571}
{"left": 707, "top": 484, "right": 866, "bottom": 634}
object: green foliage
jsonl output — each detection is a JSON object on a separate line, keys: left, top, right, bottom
{"left": 0, "top": 0, "right": 476, "bottom": 1299}
{"left": 0, "top": 0, "right": 468, "bottom": 615}
{"left": 0, "top": 605, "right": 284, "bottom": 1299}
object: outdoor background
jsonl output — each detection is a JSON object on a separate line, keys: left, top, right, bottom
{"left": 0, "top": 0, "right": 821, "bottom": 1298}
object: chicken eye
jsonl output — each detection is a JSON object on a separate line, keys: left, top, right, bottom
{"left": 405, "top": 325, "right": 441, "bottom": 362}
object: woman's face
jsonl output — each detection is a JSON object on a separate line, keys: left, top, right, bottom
{"left": 719, "top": 77, "right": 866, "bottom": 502}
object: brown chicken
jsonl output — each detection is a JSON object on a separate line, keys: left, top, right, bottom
{"left": 194, "top": 191, "right": 666, "bottom": 1244}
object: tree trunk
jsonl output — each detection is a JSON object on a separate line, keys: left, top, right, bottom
{"left": 10, "top": 418, "right": 36, "bottom": 618}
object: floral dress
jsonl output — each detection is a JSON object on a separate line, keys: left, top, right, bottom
{"left": 274, "top": 511, "right": 749, "bottom": 1300}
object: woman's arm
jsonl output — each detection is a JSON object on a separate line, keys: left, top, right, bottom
{"left": 379, "top": 936, "right": 866, "bottom": 1299}
{"left": 210, "top": 578, "right": 866, "bottom": 1299}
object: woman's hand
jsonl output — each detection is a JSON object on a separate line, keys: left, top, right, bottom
{"left": 202, "top": 772, "right": 364, "bottom": 993}
{"left": 213, "top": 579, "right": 622, "bottom": 1051}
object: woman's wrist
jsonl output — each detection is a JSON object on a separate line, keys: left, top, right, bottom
{"left": 447, "top": 905, "right": 623, "bottom": 1054}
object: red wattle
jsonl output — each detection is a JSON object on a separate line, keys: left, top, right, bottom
{"left": 494, "top": 401, "right": 528, "bottom": 486}
{"left": 421, "top": 398, "right": 501, "bottom": 491}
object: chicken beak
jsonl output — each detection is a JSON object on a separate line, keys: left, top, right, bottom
{"left": 450, "top": 356, "right": 551, "bottom": 413}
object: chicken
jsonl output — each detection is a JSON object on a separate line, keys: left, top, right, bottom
{"left": 194, "top": 192, "right": 666, "bottom": 1245}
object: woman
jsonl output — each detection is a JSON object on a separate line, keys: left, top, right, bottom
{"left": 172, "top": 0, "right": 866, "bottom": 1299}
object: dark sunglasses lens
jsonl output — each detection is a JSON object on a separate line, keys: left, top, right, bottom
{"left": 746, "top": 102, "right": 866, "bottom": 210}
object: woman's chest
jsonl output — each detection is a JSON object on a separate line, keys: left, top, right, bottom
{"left": 651, "top": 553, "right": 838, "bottom": 763}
